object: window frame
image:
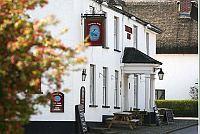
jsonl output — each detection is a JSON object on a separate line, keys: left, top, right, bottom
{"left": 114, "top": 70, "right": 120, "bottom": 108}
{"left": 114, "top": 16, "right": 120, "bottom": 51}
{"left": 133, "top": 25, "right": 138, "bottom": 49}
{"left": 155, "top": 89, "right": 165, "bottom": 100}
{"left": 102, "top": 67, "right": 109, "bottom": 108}
{"left": 146, "top": 32, "right": 149, "bottom": 55}
{"left": 89, "top": 64, "right": 97, "bottom": 107}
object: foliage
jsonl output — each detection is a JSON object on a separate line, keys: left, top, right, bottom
{"left": 155, "top": 100, "right": 198, "bottom": 117}
{"left": 189, "top": 83, "right": 198, "bottom": 100}
{"left": 0, "top": 0, "right": 88, "bottom": 133}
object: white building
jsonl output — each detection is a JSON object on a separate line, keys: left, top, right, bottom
{"left": 125, "top": 0, "right": 198, "bottom": 100}
{"left": 27, "top": 0, "right": 162, "bottom": 133}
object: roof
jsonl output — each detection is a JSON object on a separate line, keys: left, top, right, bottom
{"left": 93, "top": 0, "right": 162, "bottom": 34}
{"left": 125, "top": 1, "right": 198, "bottom": 54}
{"left": 122, "top": 47, "right": 162, "bottom": 65}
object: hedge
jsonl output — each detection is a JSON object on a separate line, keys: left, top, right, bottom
{"left": 155, "top": 100, "right": 198, "bottom": 117}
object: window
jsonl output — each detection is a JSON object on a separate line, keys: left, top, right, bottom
{"left": 102, "top": 67, "right": 109, "bottom": 107}
{"left": 146, "top": 32, "right": 149, "bottom": 55}
{"left": 90, "top": 64, "right": 97, "bottom": 107}
{"left": 114, "top": 70, "right": 120, "bottom": 108}
{"left": 133, "top": 25, "right": 138, "bottom": 49}
{"left": 114, "top": 16, "right": 119, "bottom": 51}
{"left": 155, "top": 89, "right": 165, "bottom": 100}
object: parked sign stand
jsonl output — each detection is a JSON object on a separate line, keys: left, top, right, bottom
{"left": 164, "top": 109, "right": 174, "bottom": 124}
{"left": 75, "top": 104, "right": 88, "bottom": 134}
{"left": 153, "top": 106, "right": 161, "bottom": 126}
{"left": 80, "top": 86, "right": 85, "bottom": 113}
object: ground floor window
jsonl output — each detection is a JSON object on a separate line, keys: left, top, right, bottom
{"left": 90, "top": 64, "right": 96, "bottom": 106}
{"left": 103, "top": 67, "right": 108, "bottom": 107}
{"left": 114, "top": 70, "right": 119, "bottom": 108}
{"left": 155, "top": 89, "right": 165, "bottom": 100}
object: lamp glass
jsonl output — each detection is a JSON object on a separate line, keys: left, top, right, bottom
{"left": 158, "top": 69, "right": 164, "bottom": 80}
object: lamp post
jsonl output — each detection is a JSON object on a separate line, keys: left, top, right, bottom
{"left": 82, "top": 69, "right": 87, "bottom": 81}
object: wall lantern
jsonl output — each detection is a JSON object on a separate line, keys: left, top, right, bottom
{"left": 154, "top": 68, "right": 164, "bottom": 80}
{"left": 82, "top": 69, "right": 87, "bottom": 81}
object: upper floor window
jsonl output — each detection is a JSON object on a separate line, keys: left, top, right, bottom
{"left": 114, "top": 16, "right": 119, "bottom": 51}
{"left": 146, "top": 32, "right": 149, "bottom": 55}
{"left": 133, "top": 25, "right": 138, "bottom": 49}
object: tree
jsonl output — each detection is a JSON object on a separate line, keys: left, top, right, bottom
{"left": 0, "top": 0, "right": 88, "bottom": 133}
{"left": 189, "top": 83, "right": 198, "bottom": 100}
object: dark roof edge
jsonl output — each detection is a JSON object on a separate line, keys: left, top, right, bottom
{"left": 123, "top": 47, "right": 163, "bottom": 65}
{"left": 92, "top": 1, "right": 162, "bottom": 34}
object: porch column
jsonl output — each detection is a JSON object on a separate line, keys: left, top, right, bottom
{"left": 150, "top": 74, "right": 156, "bottom": 111}
{"left": 145, "top": 74, "right": 151, "bottom": 111}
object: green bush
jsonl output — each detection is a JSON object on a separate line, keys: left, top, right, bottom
{"left": 155, "top": 100, "right": 198, "bottom": 117}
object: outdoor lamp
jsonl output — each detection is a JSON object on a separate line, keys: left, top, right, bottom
{"left": 154, "top": 68, "right": 164, "bottom": 80}
{"left": 158, "top": 69, "right": 164, "bottom": 80}
{"left": 82, "top": 69, "right": 87, "bottom": 81}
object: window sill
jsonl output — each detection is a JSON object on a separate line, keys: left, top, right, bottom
{"left": 102, "top": 106, "right": 110, "bottom": 108}
{"left": 114, "top": 49, "right": 121, "bottom": 52}
{"left": 89, "top": 105, "right": 98, "bottom": 108}
{"left": 114, "top": 106, "right": 121, "bottom": 109}
{"left": 102, "top": 46, "right": 109, "bottom": 49}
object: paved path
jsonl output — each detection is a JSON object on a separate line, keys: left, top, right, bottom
{"left": 169, "top": 125, "right": 198, "bottom": 134}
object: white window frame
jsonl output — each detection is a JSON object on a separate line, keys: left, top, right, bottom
{"left": 146, "top": 32, "right": 149, "bottom": 55}
{"left": 114, "top": 16, "right": 119, "bottom": 51}
{"left": 90, "top": 64, "right": 96, "bottom": 106}
{"left": 133, "top": 25, "right": 138, "bottom": 49}
{"left": 103, "top": 67, "right": 108, "bottom": 106}
{"left": 114, "top": 70, "right": 119, "bottom": 108}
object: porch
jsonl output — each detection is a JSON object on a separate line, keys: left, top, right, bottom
{"left": 120, "top": 47, "right": 163, "bottom": 112}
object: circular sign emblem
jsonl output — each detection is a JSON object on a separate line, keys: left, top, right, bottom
{"left": 54, "top": 95, "right": 61, "bottom": 102}
{"left": 89, "top": 25, "right": 100, "bottom": 41}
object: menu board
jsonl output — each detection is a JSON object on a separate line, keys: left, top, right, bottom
{"left": 165, "top": 109, "right": 174, "bottom": 124}
{"left": 80, "top": 86, "right": 85, "bottom": 113}
{"left": 50, "top": 92, "right": 64, "bottom": 112}
{"left": 153, "top": 106, "right": 161, "bottom": 126}
{"left": 75, "top": 105, "right": 87, "bottom": 133}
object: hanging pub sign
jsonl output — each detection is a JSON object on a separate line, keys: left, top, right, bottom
{"left": 84, "top": 14, "right": 105, "bottom": 46}
{"left": 50, "top": 92, "right": 64, "bottom": 113}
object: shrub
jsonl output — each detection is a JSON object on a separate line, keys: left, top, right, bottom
{"left": 155, "top": 100, "right": 198, "bottom": 117}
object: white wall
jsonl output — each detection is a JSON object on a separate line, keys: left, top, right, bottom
{"left": 155, "top": 54, "right": 198, "bottom": 100}
{"left": 29, "top": 0, "right": 158, "bottom": 122}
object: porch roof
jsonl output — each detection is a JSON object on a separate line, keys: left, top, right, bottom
{"left": 122, "top": 47, "right": 162, "bottom": 65}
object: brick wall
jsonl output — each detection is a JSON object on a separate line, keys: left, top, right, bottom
{"left": 125, "top": 1, "right": 198, "bottom": 54}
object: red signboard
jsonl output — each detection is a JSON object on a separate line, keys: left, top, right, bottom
{"left": 125, "top": 25, "right": 132, "bottom": 34}
{"left": 84, "top": 16, "right": 105, "bottom": 46}
{"left": 50, "top": 92, "right": 64, "bottom": 112}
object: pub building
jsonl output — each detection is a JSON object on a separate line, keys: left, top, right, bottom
{"left": 26, "top": 0, "right": 164, "bottom": 133}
